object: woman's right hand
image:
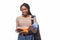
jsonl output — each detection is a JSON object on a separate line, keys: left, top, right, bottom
{"left": 16, "top": 28, "right": 21, "bottom": 33}
{"left": 16, "top": 27, "right": 29, "bottom": 34}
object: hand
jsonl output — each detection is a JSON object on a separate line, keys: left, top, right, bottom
{"left": 16, "top": 28, "right": 23, "bottom": 33}
{"left": 16, "top": 27, "right": 29, "bottom": 34}
{"left": 28, "top": 25, "right": 33, "bottom": 31}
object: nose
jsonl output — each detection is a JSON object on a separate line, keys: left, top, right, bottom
{"left": 22, "top": 10, "right": 27, "bottom": 13}
{"left": 23, "top": 10, "right": 26, "bottom": 12}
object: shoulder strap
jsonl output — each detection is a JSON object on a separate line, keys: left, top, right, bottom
{"left": 31, "top": 15, "right": 35, "bottom": 24}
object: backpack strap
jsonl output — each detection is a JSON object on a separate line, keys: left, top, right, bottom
{"left": 31, "top": 15, "right": 35, "bottom": 24}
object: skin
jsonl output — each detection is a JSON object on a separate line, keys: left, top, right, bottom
{"left": 21, "top": 6, "right": 29, "bottom": 17}
{"left": 16, "top": 6, "right": 37, "bottom": 33}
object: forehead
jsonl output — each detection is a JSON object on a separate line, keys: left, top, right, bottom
{"left": 21, "top": 6, "right": 27, "bottom": 9}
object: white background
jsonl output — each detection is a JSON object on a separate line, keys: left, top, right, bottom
{"left": 0, "top": 0, "right": 60, "bottom": 40}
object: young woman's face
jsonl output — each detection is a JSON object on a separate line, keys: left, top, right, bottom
{"left": 21, "top": 6, "right": 28, "bottom": 16}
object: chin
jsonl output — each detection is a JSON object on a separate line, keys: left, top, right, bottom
{"left": 23, "top": 14, "right": 27, "bottom": 17}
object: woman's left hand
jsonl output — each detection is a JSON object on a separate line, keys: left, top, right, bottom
{"left": 28, "top": 25, "right": 37, "bottom": 33}
{"left": 28, "top": 25, "right": 33, "bottom": 30}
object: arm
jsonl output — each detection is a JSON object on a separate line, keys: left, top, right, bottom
{"left": 32, "top": 16, "right": 37, "bottom": 33}
{"left": 16, "top": 17, "right": 28, "bottom": 33}
{"left": 29, "top": 16, "right": 38, "bottom": 33}
{"left": 16, "top": 17, "right": 20, "bottom": 33}
{"left": 16, "top": 17, "right": 19, "bottom": 28}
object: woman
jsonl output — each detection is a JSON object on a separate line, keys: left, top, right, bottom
{"left": 16, "top": 3, "right": 38, "bottom": 40}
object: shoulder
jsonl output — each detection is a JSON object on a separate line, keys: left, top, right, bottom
{"left": 16, "top": 16, "right": 22, "bottom": 20}
{"left": 31, "top": 15, "right": 37, "bottom": 20}
{"left": 31, "top": 15, "right": 36, "bottom": 18}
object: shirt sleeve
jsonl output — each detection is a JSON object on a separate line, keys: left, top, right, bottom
{"left": 16, "top": 17, "right": 19, "bottom": 28}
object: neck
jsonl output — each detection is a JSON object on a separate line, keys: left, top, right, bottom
{"left": 22, "top": 14, "right": 29, "bottom": 18}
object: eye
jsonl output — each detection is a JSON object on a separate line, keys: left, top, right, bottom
{"left": 24, "top": 9, "right": 27, "bottom": 10}
{"left": 21, "top": 8, "right": 27, "bottom": 11}
{"left": 21, "top": 6, "right": 28, "bottom": 11}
